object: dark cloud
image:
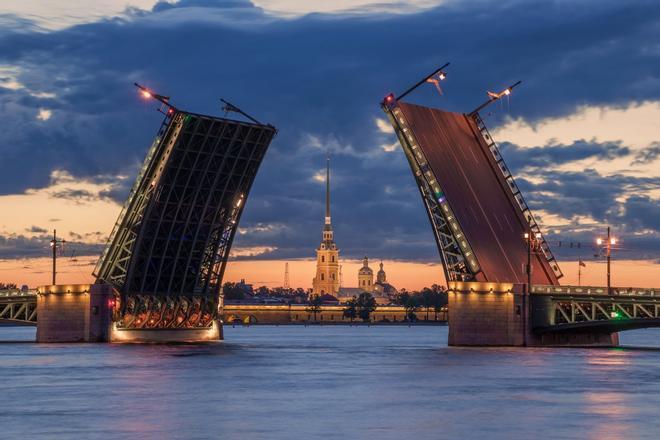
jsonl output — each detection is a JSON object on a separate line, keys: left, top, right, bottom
{"left": 0, "top": 233, "right": 104, "bottom": 259}
{"left": 0, "top": 0, "right": 659, "bottom": 263}
{"left": 50, "top": 188, "right": 97, "bottom": 202}
{"left": 499, "top": 140, "right": 631, "bottom": 171}
{"left": 632, "top": 142, "right": 660, "bottom": 165}
{"left": 26, "top": 225, "right": 47, "bottom": 234}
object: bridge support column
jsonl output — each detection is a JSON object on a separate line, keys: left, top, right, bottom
{"left": 36, "top": 284, "right": 113, "bottom": 342}
{"left": 448, "top": 282, "right": 526, "bottom": 346}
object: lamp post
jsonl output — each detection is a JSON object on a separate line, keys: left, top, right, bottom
{"left": 523, "top": 231, "right": 542, "bottom": 346}
{"left": 49, "top": 230, "right": 66, "bottom": 285}
{"left": 596, "top": 226, "right": 616, "bottom": 295}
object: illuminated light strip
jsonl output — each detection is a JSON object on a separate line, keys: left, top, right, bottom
{"left": 388, "top": 106, "right": 481, "bottom": 276}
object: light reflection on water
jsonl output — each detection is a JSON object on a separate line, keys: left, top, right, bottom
{"left": 1, "top": 326, "right": 660, "bottom": 439}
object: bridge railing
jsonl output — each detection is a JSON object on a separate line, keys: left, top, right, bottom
{"left": 532, "top": 285, "right": 660, "bottom": 297}
{"left": 0, "top": 290, "right": 37, "bottom": 297}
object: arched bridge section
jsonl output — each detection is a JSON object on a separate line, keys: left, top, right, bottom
{"left": 93, "top": 109, "right": 276, "bottom": 331}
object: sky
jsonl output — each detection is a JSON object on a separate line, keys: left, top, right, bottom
{"left": 0, "top": 0, "right": 658, "bottom": 289}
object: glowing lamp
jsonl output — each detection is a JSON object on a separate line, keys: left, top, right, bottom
{"left": 596, "top": 238, "right": 603, "bottom": 245}
{"left": 524, "top": 232, "right": 529, "bottom": 239}
{"left": 610, "top": 238, "right": 616, "bottom": 245}
{"left": 504, "top": 89, "right": 511, "bottom": 96}
{"left": 141, "top": 90, "right": 152, "bottom": 99}
{"left": 438, "top": 72, "right": 446, "bottom": 80}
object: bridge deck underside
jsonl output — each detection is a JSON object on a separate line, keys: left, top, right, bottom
{"left": 398, "top": 103, "right": 558, "bottom": 284}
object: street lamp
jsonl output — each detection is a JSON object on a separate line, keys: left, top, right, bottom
{"left": 596, "top": 226, "right": 616, "bottom": 295}
{"left": 522, "top": 231, "right": 542, "bottom": 346}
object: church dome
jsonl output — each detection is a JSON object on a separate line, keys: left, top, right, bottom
{"left": 376, "top": 261, "right": 386, "bottom": 283}
{"left": 358, "top": 256, "right": 373, "bottom": 274}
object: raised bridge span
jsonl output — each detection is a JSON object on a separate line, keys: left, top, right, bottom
{"left": 382, "top": 82, "right": 657, "bottom": 346}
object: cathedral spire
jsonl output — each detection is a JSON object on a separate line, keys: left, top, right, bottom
{"left": 325, "top": 155, "right": 331, "bottom": 226}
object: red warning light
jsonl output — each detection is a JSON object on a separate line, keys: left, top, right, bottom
{"left": 108, "top": 299, "right": 116, "bottom": 308}
{"left": 383, "top": 93, "right": 396, "bottom": 107}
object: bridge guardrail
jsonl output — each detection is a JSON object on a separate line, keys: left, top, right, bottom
{"left": 532, "top": 285, "right": 660, "bottom": 297}
{"left": 0, "top": 290, "right": 37, "bottom": 298}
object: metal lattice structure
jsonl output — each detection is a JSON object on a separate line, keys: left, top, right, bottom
{"left": 0, "top": 292, "right": 37, "bottom": 324}
{"left": 531, "top": 285, "right": 660, "bottom": 332}
{"left": 93, "top": 108, "right": 276, "bottom": 329}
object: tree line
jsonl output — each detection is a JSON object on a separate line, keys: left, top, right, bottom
{"left": 305, "top": 285, "right": 447, "bottom": 323}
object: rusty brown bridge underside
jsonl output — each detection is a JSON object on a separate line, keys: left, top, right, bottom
{"left": 384, "top": 101, "right": 563, "bottom": 284}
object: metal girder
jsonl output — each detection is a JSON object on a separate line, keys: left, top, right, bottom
{"left": 382, "top": 103, "right": 480, "bottom": 282}
{"left": 538, "top": 295, "right": 660, "bottom": 331}
{"left": 117, "top": 294, "right": 215, "bottom": 329}
{"left": 0, "top": 295, "right": 37, "bottom": 324}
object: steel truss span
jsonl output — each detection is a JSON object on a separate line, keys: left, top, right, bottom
{"left": 0, "top": 294, "right": 37, "bottom": 324}
{"left": 531, "top": 285, "right": 660, "bottom": 332}
{"left": 382, "top": 100, "right": 561, "bottom": 285}
{"left": 94, "top": 110, "right": 276, "bottom": 329}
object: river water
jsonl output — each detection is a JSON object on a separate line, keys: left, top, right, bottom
{"left": 1, "top": 325, "right": 660, "bottom": 439}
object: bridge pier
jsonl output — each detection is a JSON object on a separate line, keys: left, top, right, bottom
{"left": 36, "top": 284, "right": 111, "bottom": 342}
{"left": 36, "top": 284, "right": 223, "bottom": 343}
{"left": 448, "top": 282, "right": 619, "bottom": 347}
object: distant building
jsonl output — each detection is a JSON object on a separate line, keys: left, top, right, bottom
{"left": 338, "top": 258, "right": 397, "bottom": 305}
{"left": 235, "top": 279, "right": 254, "bottom": 296}
{"left": 309, "top": 159, "right": 397, "bottom": 304}
{"left": 312, "top": 158, "right": 340, "bottom": 296}
{"left": 358, "top": 256, "right": 374, "bottom": 292}
{"left": 373, "top": 261, "right": 398, "bottom": 299}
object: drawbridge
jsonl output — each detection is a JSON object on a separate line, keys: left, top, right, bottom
{"left": 381, "top": 65, "right": 658, "bottom": 344}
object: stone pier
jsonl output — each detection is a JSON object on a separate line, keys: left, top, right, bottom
{"left": 36, "top": 284, "right": 222, "bottom": 343}
{"left": 447, "top": 282, "right": 618, "bottom": 347}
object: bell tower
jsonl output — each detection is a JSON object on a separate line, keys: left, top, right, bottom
{"left": 312, "top": 157, "right": 340, "bottom": 295}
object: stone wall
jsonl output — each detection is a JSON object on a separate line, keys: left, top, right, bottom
{"left": 448, "top": 283, "right": 525, "bottom": 346}
{"left": 222, "top": 304, "right": 447, "bottom": 324}
{"left": 36, "top": 284, "right": 92, "bottom": 342}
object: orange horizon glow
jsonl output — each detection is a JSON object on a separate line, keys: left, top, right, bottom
{"left": 1, "top": 256, "right": 658, "bottom": 291}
